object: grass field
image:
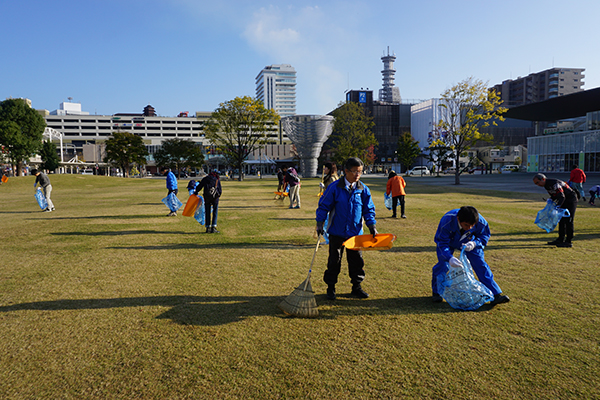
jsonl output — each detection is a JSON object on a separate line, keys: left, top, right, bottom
{"left": 1, "top": 174, "right": 599, "bottom": 399}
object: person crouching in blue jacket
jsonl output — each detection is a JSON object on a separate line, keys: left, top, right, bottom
{"left": 316, "top": 157, "right": 377, "bottom": 300}
{"left": 432, "top": 206, "right": 510, "bottom": 306}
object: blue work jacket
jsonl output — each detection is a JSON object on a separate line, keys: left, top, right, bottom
{"left": 434, "top": 209, "right": 490, "bottom": 262}
{"left": 316, "top": 178, "right": 376, "bottom": 239}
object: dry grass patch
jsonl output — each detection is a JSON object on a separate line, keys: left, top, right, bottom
{"left": 0, "top": 174, "right": 599, "bottom": 399}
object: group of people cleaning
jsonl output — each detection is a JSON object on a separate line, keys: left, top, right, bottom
{"left": 314, "top": 157, "right": 510, "bottom": 306}
{"left": 160, "top": 159, "right": 597, "bottom": 308}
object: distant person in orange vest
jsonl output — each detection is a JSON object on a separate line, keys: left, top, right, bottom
{"left": 568, "top": 165, "right": 586, "bottom": 201}
{"left": 386, "top": 171, "right": 407, "bottom": 218}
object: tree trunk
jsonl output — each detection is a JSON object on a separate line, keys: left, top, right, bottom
{"left": 454, "top": 154, "right": 461, "bottom": 185}
{"left": 237, "top": 161, "right": 244, "bottom": 181}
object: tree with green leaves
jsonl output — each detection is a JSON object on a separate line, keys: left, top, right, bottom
{"left": 0, "top": 98, "right": 46, "bottom": 176}
{"left": 396, "top": 131, "right": 421, "bottom": 173}
{"left": 39, "top": 140, "right": 61, "bottom": 172}
{"left": 103, "top": 131, "right": 148, "bottom": 178}
{"left": 204, "top": 96, "right": 280, "bottom": 181}
{"left": 329, "top": 101, "right": 377, "bottom": 167}
{"left": 154, "top": 138, "right": 205, "bottom": 178}
{"left": 437, "top": 77, "right": 506, "bottom": 184}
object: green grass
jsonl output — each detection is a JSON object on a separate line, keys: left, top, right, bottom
{"left": 1, "top": 174, "right": 599, "bottom": 399}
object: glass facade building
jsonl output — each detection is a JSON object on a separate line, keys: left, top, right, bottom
{"left": 527, "top": 126, "right": 600, "bottom": 172}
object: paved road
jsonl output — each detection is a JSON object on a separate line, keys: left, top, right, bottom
{"left": 400, "top": 172, "right": 600, "bottom": 194}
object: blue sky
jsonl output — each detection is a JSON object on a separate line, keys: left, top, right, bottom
{"left": 2, "top": 0, "right": 599, "bottom": 117}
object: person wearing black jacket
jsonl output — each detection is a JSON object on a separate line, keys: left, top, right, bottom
{"left": 195, "top": 171, "right": 222, "bottom": 233}
{"left": 533, "top": 173, "right": 578, "bottom": 247}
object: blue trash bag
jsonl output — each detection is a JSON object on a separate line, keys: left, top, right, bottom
{"left": 384, "top": 193, "right": 392, "bottom": 210}
{"left": 194, "top": 196, "right": 205, "bottom": 225}
{"left": 322, "top": 214, "right": 330, "bottom": 244}
{"left": 535, "top": 199, "right": 570, "bottom": 233}
{"left": 35, "top": 188, "right": 48, "bottom": 210}
{"left": 436, "top": 248, "right": 494, "bottom": 311}
{"left": 162, "top": 192, "right": 183, "bottom": 212}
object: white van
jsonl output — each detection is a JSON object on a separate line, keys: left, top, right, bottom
{"left": 407, "top": 166, "right": 430, "bottom": 176}
{"left": 501, "top": 165, "right": 519, "bottom": 173}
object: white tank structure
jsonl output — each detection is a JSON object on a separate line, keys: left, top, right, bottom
{"left": 281, "top": 115, "right": 335, "bottom": 178}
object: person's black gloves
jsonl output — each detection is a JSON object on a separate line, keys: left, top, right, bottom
{"left": 368, "top": 225, "right": 378, "bottom": 238}
{"left": 316, "top": 221, "right": 324, "bottom": 236}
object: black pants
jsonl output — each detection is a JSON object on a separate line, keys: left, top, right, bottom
{"left": 323, "top": 234, "right": 365, "bottom": 287}
{"left": 168, "top": 189, "right": 178, "bottom": 196}
{"left": 205, "top": 199, "right": 219, "bottom": 227}
{"left": 558, "top": 198, "right": 577, "bottom": 242}
{"left": 392, "top": 195, "right": 405, "bottom": 216}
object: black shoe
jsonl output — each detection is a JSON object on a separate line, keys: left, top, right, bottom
{"left": 391, "top": 214, "right": 397, "bottom": 218}
{"left": 432, "top": 293, "right": 443, "bottom": 303}
{"left": 547, "top": 239, "right": 563, "bottom": 245}
{"left": 211, "top": 227, "right": 220, "bottom": 233}
{"left": 351, "top": 285, "right": 369, "bottom": 299}
{"left": 205, "top": 227, "right": 211, "bottom": 233}
{"left": 490, "top": 294, "right": 510, "bottom": 305}
{"left": 326, "top": 286, "right": 336, "bottom": 300}
{"left": 401, "top": 215, "right": 407, "bottom": 219}
{"left": 556, "top": 241, "right": 572, "bottom": 248}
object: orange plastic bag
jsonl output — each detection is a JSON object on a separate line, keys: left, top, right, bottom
{"left": 342, "top": 233, "right": 397, "bottom": 251}
{"left": 182, "top": 194, "right": 200, "bottom": 217}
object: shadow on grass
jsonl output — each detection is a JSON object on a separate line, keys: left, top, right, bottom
{"left": 0, "top": 294, "right": 490, "bottom": 326}
{"left": 28, "top": 214, "right": 167, "bottom": 221}
{"left": 107, "top": 239, "right": 310, "bottom": 250}
{"left": 0, "top": 211, "right": 40, "bottom": 214}
{"left": 268, "top": 217, "right": 316, "bottom": 221}
{"left": 52, "top": 230, "right": 195, "bottom": 236}
{"left": 219, "top": 205, "right": 272, "bottom": 209}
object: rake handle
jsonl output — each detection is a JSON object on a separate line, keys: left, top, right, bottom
{"left": 303, "top": 235, "right": 321, "bottom": 291}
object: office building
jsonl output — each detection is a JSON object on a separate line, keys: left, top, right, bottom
{"left": 337, "top": 90, "right": 412, "bottom": 168}
{"left": 502, "top": 87, "right": 600, "bottom": 172}
{"left": 255, "top": 64, "right": 297, "bottom": 117}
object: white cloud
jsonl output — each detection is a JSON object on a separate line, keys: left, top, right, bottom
{"left": 241, "top": 4, "right": 378, "bottom": 114}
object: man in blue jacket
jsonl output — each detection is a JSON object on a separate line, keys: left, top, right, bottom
{"left": 432, "top": 206, "right": 509, "bottom": 305}
{"left": 316, "top": 157, "right": 377, "bottom": 300}
{"left": 164, "top": 168, "right": 178, "bottom": 216}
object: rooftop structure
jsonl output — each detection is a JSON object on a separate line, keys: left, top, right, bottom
{"left": 378, "top": 47, "right": 401, "bottom": 104}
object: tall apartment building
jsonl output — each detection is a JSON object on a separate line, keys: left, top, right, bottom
{"left": 255, "top": 64, "right": 296, "bottom": 117}
{"left": 492, "top": 67, "right": 585, "bottom": 107}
